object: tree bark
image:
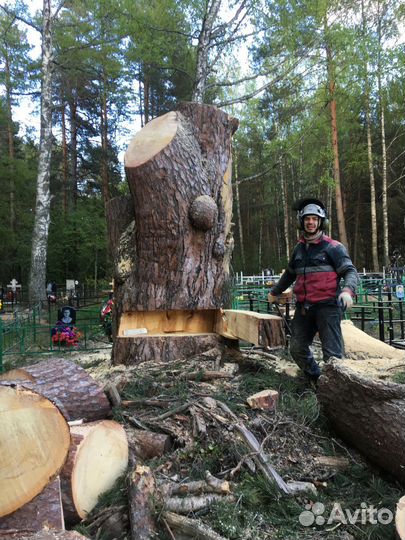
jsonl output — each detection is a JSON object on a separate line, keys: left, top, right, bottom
{"left": 28, "top": 0, "right": 53, "bottom": 303}
{"left": 0, "top": 384, "right": 70, "bottom": 518}
{"left": 0, "top": 532, "right": 89, "bottom": 540}
{"left": 126, "top": 429, "right": 172, "bottom": 461}
{"left": 0, "top": 477, "right": 64, "bottom": 533}
{"left": 325, "top": 18, "right": 348, "bottom": 247}
{"left": 0, "top": 358, "right": 111, "bottom": 422}
{"left": 318, "top": 359, "right": 405, "bottom": 483}
{"left": 111, "top": 102, "right": 238, "bottom": 365}
{"left": 127, "top": 457, "right": 156, "bottom": 540}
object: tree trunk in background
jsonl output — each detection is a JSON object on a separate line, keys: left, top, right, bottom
{"left": 324, "top": 15, "right": 348, "bottom": 248}
{"left": 61, "top": 104, "right": 68, "bottom": 215}
{"left": 5, "top": 51, "right": 15, "bottom": 234}
{"left": 280, "top": 158, "right": 290, "bottom": 258}
{"left": 100, "top": 67, "right": 110, "bottom": 211}
{"left": 110, "top": 102, "right": 238, "bottom": 364}
{"left": 192, "top": 0, "right": 222, "bottom": 102}
{"left": 68, "top": 95, "right": 78, "bottom": 205}
{"left": 366, "top": 105, "right": 379, "bottom": 271}
{"left": 233, "top": 152, "right": 246, "bottom": 269}
{"left": 28, "top": 0, "right": 53, "bottom": 303}
{"left": 258, "top": 214, "right": 263, "bottom": 270}
{"left": 361, "top": 0, "right": 379, "bottom": 272}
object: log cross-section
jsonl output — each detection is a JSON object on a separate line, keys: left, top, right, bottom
{"left": 0, "top": 384, "right": 70, "bottom": 518}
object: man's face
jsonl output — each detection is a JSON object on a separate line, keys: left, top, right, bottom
{"left": 303, "top": 215, "right": 320, "bottom": 235}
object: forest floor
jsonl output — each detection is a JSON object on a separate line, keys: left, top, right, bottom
{"left": 36, "top": 330, "right": 403, "bottom": 540}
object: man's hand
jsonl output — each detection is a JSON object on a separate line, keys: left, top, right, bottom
{"left": 267, "top": 293, "right": 279, "bottom": 304}
{"left": 338, "top": 290, "right": 353, "bottom": 310}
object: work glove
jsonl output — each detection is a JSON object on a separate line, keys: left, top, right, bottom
{"left": 267, "top": 292, "right": 279, "bottom": 304}
{"left": 338, "top": 290, "right": 353, "bottom": 310}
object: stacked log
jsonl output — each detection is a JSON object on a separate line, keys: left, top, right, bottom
{"left": 0, "top": 359, "right": 128, "bottom": 536}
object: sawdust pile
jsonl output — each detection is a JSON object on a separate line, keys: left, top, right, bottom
{"left": 341, "top": 320, "right": 405, "bottom": 379}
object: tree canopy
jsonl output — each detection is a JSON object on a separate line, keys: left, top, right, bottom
{"left": 0, "top": 0, "right": 404, "bottom": 293}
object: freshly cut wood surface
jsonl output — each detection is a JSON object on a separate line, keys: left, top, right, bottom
{"left": 0, "top": 385, "right": 70, "bottom": 518}
{"left": 125, "top": 111, "right": 178, "bottom": 168}
{"left": 61, "top": 420, "right": 128, "bottom": 521}
{"left": 0, "top": 477, "right": 64, "bottom": 532}
{"left": 118, "top": 309, "right": 217, "bottom": 336}
{"left": 215, "top": 309, "right": 285, "bottom": 348}
{"left": 0, "top": 359, "right": 111, "bottom": 422}
{"left": 396, "top": 495, "right": 405, "bottom": 540}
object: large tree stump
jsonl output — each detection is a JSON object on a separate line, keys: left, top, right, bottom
{"left": 0, "top": 359, "right": 111, "bottom": 421}
{"left": 317, "top": 358, "right": 405, "bottom": 483}
{"left": 0, "top": 385, "right": 70, "bottom": 518}
{"left": 61, "top": 420, "right": 128, "bottom": 524}
{"left": 110, "top": 102, "right": 238, "bottom": 365}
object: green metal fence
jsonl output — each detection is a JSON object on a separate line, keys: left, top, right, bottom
{"left": 0, "top": 301, "right": 112, "bottom": 372}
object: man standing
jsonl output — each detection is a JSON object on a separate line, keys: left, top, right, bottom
{"left": 268, "top": 198, "right": 358, "bottom": 382}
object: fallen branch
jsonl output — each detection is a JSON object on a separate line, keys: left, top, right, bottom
{"left": 127, "top": 455, "right": 156, "bottom": 540}
{"left": 162, "top": 511, "right": 229, "bottom": 540}
{"left": 234, "top": 423, "right": 290, "bottom": 495}
{"left": 164, "top": 494, "right": 234, "bottom": 514}
{"left": 160, "top": 471, "right": 230, "bottom": 498}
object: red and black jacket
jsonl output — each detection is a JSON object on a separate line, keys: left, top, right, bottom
{"left": 271, "top": 234, "right": 358, "bottom": 305}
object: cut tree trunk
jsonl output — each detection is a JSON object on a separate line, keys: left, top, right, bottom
{"left": 111, "top": 102, "right": 238, "bottom": 365}
{"left": 0, "top": 358, "right": 111, "bottom": 421}
{"left": 0, "top": 477, "right": 64, "bottom": 533}
{"left": 126, "top": 429, "right": 172, "bottom": 461}
{"left": 317, "top": 359, "right": 405, "bottom": 483}
{"left": 0, "top": 384, "right": 70, "bottom": 518}
{"left": 61, "top": 420, "right": 128, "bottom": 524}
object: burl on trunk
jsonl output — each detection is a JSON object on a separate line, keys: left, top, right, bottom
{"left": 110, "top": 102, "right": 239, "bottom": 364}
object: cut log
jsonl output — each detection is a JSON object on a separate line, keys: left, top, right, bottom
{"left": 126, "top": 428, "right": 172, "bottom": 461}
{"left": 127, "top": 457, "right": 156, "bottom": 540}
{"left": 111, "top": 102, "right": 238, "bottom": 365}
{"left": 317, "top": 358, "right": 405, "bottom": 483}
{"left": 246, "top": 389, "right": 279, "bottom": 411}
{"left": 215, "top": 309, "right": 285, "bottom": 348}
{"left": 396, "top": 495, "right": 405, "bottom": 540}
{"left": 0, "top": 358, "right": 111, "bottom": 422}
{"left": 61, "top": 420, "right": 128, "bottom": 523}
{"left": 0, "top": 477, "right": 64, "bottom": 533}
{"left": 0, "top": 532, "right": 89, "bottom": 540}
{"left": 0, "top": 385, "right": 70, "bottom": 518}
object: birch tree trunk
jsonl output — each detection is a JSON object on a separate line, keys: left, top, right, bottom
{"left": 192, "top": 0, "right": 222, "bottom": 102}
{"left": 366, "top": 105, "right": 379, "bottom": 271}
{"left": 377, "top": 1, "right": 389, "bottom": 267}
{"left": 28, "top": 0, "right": 53, "bottom": 303}
{"left": 361, "top": 0, "right": 379, "bottom": 271}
